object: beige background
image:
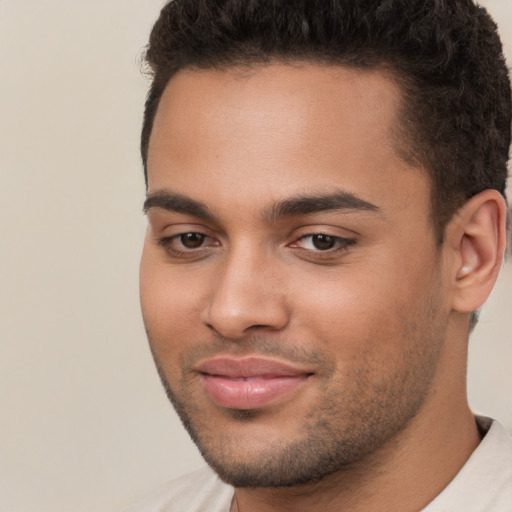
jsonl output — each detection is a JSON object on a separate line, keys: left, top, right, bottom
{"left": 0, "top": 1, "right": 511, "bottom": 511}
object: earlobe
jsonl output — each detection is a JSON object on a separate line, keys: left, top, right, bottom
{"left": 448, "top": 189, "right": 507, "bottom": 313}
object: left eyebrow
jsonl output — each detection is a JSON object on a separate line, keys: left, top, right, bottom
{"left": 263, "top": 190, "right": 380, "bottom": 222}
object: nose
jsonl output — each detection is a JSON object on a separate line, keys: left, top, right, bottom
{"left": 200, "top": 248, "right": 290, "bottom": 339}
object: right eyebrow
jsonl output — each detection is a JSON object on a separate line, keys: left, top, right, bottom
{"left": 143, "top": 190, "right": 215, "bottom": 221}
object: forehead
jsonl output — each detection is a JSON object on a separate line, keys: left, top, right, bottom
{"left": 147, "top": 63, "right": 430, "bottom": 223}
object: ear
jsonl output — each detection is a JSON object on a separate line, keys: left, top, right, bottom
{"left": 445, "top": 189, "right": 508, "bottom": 313}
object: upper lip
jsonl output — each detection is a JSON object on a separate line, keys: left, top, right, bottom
{"left": 195, "top": 357, "right": 313, "bottom": 378}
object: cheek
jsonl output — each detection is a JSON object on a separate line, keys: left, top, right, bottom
{"left": 295, "top": 282, "right": 391, "bottom": 366}
{"left": 292, "top": 273, "right": 441, "bottom": 414}
{"left": 139, "top": 247, "right": 205, "bottom": 362}
{"left": 290, "top": 253, "right": 439, "bottom": 362}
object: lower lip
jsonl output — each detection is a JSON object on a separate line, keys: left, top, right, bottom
{"left": 201, "top": 374, "right": 310, "bottom": 409}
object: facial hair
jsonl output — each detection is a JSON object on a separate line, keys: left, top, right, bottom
{"left": 148, "top": 315, "right": 445, "bottom": 489}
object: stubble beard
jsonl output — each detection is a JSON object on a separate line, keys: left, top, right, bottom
{"left": 148, "top": 318, "right": 445, "bottom": 489}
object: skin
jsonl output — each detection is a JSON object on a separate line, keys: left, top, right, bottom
{"left": 140, "top": 63, "right": 507, "bottom": 512}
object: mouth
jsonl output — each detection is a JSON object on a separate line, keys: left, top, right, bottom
{"left": 195, "top": 357, "right": 313, "bottom": 410}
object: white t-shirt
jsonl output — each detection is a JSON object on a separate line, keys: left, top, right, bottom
{"left": 122, "top": 418, "right": 512, "bottom": 512}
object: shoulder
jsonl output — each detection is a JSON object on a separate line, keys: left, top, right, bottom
{"left": 121, "top": 467, "right": 233, "bottom": 512}
{"left": 422, "top": 418, "right": 512, "bottom": 512}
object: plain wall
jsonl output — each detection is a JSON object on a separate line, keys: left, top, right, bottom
{"left": 0, "top": 1, "right": 510, "bottom": 511}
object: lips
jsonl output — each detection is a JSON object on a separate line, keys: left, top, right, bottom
{"left": 196, "top": 357, "right": 312, "bottom": 410}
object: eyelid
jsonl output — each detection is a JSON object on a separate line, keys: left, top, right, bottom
{"left": 288, "top": 223, "right": 357, "bottom": 242}
{"left": 152, "top": 223, "right": 356, "bottom": 261}
{"left": 155, "top": 227, "right": 221, "bottom": 259}
{"left": 158, "top": 231, "right": 217, "bottom": 245}
{"left": 147, "top": 211, "right": 222, "bottom": 237}
{"left": 151, "top": 220, "right": 218, "bottom": 238}
{"left": 290, "top": 233, "right": 355, "bottom": 249}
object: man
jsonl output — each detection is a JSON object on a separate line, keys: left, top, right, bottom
{"left": 128, "top": 0, "right": 512, "bottom": 510}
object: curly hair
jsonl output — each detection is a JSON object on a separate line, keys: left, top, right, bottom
{"left": 142, "top": 0, "right": 510, "bottom": 241}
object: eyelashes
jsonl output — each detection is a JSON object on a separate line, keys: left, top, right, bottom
{"left": 156, "top": 231, "right": 356, "bottom": 261}
{"left": 157, "top": 232, "right": 219, "bottom": 257}
{"left": 291, "top": 233, "right": 355, "bottom": 252}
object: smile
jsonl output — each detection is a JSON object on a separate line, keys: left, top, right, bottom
{"left": 196, "top": 357, "right": 313, "bottom": 410}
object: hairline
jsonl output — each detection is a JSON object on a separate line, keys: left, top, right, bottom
{"left": 143, "top": 58, "right": 445, "bottom": 241}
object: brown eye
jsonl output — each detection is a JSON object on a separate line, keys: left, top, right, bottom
{"left": 180, "top": 232, "right": 206, "bottom": 249}
{"left": 290, "top": 233, "right": 355, "bottom": 254}
{"left": 311, "top": 234, "right": 336, "bottom": 250}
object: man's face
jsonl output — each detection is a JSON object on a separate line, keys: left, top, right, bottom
{"left": 140, "top": 64, "right": 451, "bottom": 487}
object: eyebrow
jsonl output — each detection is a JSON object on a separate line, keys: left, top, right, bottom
{"left": 143, "top": 191, "right": 215, "bottom": 220}
{"left": 143, "top": 189, "right": 380, "bottom": 221}
{"left": 263, "top": 191, "right": 380, "bottom": 222}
